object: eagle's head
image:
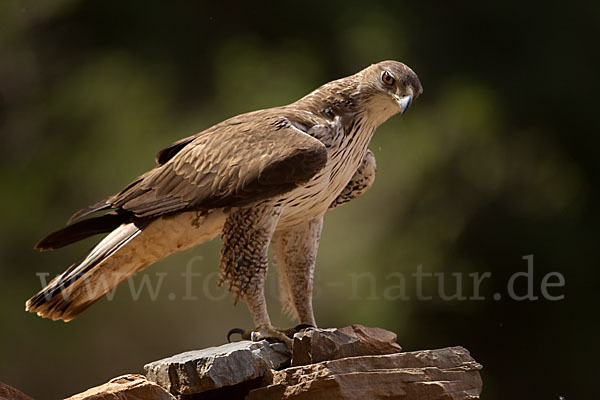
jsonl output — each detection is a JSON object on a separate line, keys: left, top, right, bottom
{"left": 359, "top": 60, "right": 423, "bottom": 125}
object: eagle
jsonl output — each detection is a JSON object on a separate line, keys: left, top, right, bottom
{"left": 26, "top": 60, "right": 422, "bottom": 346}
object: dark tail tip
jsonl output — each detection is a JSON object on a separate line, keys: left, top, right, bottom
{"left": 35, "top": 213, "right": 126, "bottom": 251}
{"left": 67, "top": 198, "right": 112, "bottom": 225}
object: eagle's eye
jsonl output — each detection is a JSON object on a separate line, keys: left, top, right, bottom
{"left": 381, "top": 71, "right": 395, "bottom": 86}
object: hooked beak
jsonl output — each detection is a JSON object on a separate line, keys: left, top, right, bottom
{"left": 394, "top": 94, "right": 413, "bottom": 114}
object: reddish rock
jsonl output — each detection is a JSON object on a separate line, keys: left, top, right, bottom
{"left": 247, "top": 346, "right": 482, "bottom": 400}
{"left": 135, "top": 326, "right": 482, "bottom": 400}
{"left": 291, "top": 324, "right": 402, "bottom": 366}
{"left": 65, "top": 374, "right": 175, "bottom": 400}
{"left": 0, "top": 381, "right": 34, "bottom": 400}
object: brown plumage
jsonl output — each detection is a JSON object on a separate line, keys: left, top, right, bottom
{"left": 35, "top": 114, "right": 328, "bottom": 250}
{"left": 27, "top": 61, "right": 422, "bottom": 343}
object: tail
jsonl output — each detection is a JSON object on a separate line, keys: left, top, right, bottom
{"left": 27, "top": 209, "right": 227, "bottom": 321}
{"left": 26, "top": 221, "right": 148, "bottom": 321}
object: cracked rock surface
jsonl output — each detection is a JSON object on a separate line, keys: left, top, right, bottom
{"left": 144, "top": 340, "right": 291, "bottom": 396}
{"left": 291, "top": 324, "right": 403, "bottom": 366}
{"left": 248, "top": 346, "right": 483, "bottom": 400}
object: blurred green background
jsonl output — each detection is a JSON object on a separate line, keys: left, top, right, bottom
{"left": 1, "top": 1, "right": 598, "bottom": 398}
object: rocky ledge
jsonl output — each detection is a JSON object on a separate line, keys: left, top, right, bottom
{"left": 61, "top": 325, "right": 483, "bottom": 400}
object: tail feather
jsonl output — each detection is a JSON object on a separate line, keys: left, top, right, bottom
{"left": 26, "top": 221, "right": 147, "bottom": 321}
{"left": 27, "top": 209, "right": 227, "bottom": 322}
{"left": 67, "top": 197, "right": 113, "bottom": 225}
{"left": 35, "top": 212, "right": 127, "bottom": 251}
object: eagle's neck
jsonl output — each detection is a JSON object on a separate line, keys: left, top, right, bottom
{"left": 298, "top": 75, "right": 397, "bottom": 129}
{"left": 297, "top": 76, "right": 361, "bottom": 118}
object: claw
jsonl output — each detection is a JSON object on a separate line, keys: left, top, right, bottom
{"left": 275, "top": 324, "right": 315, "bottom": 339}
{"left": 294, "top": 323, "right": 315, "bottom": 332}
{"left": 227, "top": 328, "right": 249, "bottom": 343}
{"left": 252, "top": 325, "right": 294, "bottom": 348}
{"left": 226, "top": 324, "right": 312, "bottom": 347}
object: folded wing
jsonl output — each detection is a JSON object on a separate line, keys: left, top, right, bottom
{"left": 112, "top": 113, "right": 328, "bottom": 217}
{"left": 36, "top": 112, "right": 328, "bottom": 250}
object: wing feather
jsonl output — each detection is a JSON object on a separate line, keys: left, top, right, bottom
{"left": 108, "top": 111, "right": 328, "bottom": 218}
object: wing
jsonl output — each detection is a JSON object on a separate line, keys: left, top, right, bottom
{"left": 105, "top": 111, "right": 328, "bottom": 218}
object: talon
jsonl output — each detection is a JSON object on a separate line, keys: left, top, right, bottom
{"left": 294, "top": 323, "right": 315, "bottom": 332}
{"left": 251, "top": 326, "right": 294, "bottom": 348}
{"left": 274, "top": 324, "right": 315, "bottom": 339}
{"left": 227, "top": 328, "right": 248, "bottom": 343}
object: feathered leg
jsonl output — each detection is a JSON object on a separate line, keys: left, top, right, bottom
{"left": 272, "top": 216, "right": 323, "bottom": 327}
{"left": 219, "top": 205, "right": 292, "bottom": 346}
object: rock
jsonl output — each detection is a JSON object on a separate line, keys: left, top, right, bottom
{"left": 65, "top": 374, "right": 175, "bottom": 400}
{"left": 138, "top": 326, "right": 482, "bottom": 399}
{"left": 291, "top": 324, "right": 402, "bottom": 366}
{"left": 247, "top": 346, "right": 482, "bottom": 400}
{"left": 144, "top": 340, "right": 290, "bottom": 397}
{"left": 0, "top": 381, "right": 34, "bottom": 400}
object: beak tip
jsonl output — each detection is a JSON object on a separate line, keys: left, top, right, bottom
{"left": 396, "top": 94, "right": 413, "bottom": 114}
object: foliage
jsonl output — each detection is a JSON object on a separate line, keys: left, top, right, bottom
{"left": 0, "top": 1, "right": 598, "bottom": 398}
